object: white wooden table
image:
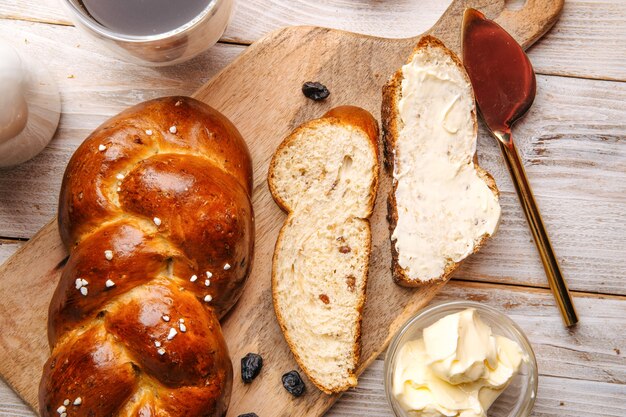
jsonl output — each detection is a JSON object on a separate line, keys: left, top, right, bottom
{"left": 0, "top": 1, "right": 625, "bottom": 416}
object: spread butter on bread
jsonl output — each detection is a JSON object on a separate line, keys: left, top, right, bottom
{"left": 268, "top": 106, "right": 379, "bottom": 393}
{"left": 382, "top": 36, "right": 501, "bottom": 286}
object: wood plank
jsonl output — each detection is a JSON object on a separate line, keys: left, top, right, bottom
{"left": 1, "top": 0, "right": 624, "bottom": 81}
{"left": 527, "top": 0, "right": 626, "bottom": 81}
{"left": 1, "top": 18, "right": 624, "bottom": 296}
{"left": 0, "top": 3, "right": 569, "bottom": 416}
{"left": 0, "top": 0, "right": 70, "bottom": 25}
{"left": 0, "top": 240, "right": 24, "bottom": 264}
{"left": 0, "top": 386, "right": 33, "bottom": 417}
{"left": 1, "top": 281, "right": 623, "bottom": 416}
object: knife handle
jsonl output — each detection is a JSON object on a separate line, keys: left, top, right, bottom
{"left": 499, "top": 137, "right": 579, "bottom": 327}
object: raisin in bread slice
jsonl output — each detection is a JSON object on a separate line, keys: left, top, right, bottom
{"left": 382, "top": 35, "right": 501, "bottom": 287}
{"left": 268, "top": 106, "right": 379, "bottom": 394}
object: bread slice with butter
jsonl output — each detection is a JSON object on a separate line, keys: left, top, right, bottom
{"left": 382, "top": 36, "right": 501, "bottom": 287}
{"left": 268, "top": 106, "right": 379, "bottom": 393}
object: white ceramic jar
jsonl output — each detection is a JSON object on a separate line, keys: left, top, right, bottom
{"left": 0, "top": 40, "right": 61, "bottom": 167}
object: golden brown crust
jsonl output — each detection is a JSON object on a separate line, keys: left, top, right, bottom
{"left": 41, "top": 97, "right": 252, "bottom": 417}
{"left": 58, "top": 96, "right": 253, "bottom": 249}
{"left": 381, "top": 69, "right": 402, "bottom": 175}
{"left": 382, "top": 36, "right": 500, "bottom": 287}
{"left": 268, "top": 105, "right": 380, "bottom": 217}
{"left": 268, "top": 106, "right": 379, "bottom": 394}
{"left": 323, "top": 105, "right": 380, "bottom": 151}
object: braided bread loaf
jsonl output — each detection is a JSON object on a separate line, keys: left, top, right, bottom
{"left": 39, "top": 97, "right": 254, "bottom": 417}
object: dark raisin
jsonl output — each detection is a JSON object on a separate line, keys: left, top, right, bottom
{"left": 282, "top": 370, "right": 305, "bottom": 397}
{"left": 339, "top": 245, "right": 351, "bottom": 254}
{"left": 241, "top": 353, "right": 263, "bottom": 383}
{"left": 238, "top": 414, "right": 258, "bottom": 417}
{"left": 346, "top": 275, "right": 356, "bottom": 292}
{"left": 302, "top": 82, "right": 330, "bottom": 101}
{"left": 319, "top": 294, "right": 330, "bottom": 304}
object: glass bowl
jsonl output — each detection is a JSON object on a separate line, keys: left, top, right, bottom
{"left": 60, "top": 0, "right": 235, "bottom": 66}
{"left": 384, "top": 300, "right": 538, "bottom": 417}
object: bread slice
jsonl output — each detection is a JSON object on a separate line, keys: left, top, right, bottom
{"left": 382, "top": 35, "right": 501, "bottom": 287}
{"left": 268, "top": 106, "right": 379, "bottom": 394}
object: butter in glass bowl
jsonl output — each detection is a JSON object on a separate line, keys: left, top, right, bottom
{"left": 384, "top": 301, "right": 538, "bottom": 417}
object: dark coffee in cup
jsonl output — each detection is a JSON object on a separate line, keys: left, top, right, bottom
{"left": 77, "top": 0, "right": 212, "bottom": 36}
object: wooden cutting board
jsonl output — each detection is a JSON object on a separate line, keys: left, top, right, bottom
{"left": 0, "top": 1, "right": 562, "bottom": 416}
